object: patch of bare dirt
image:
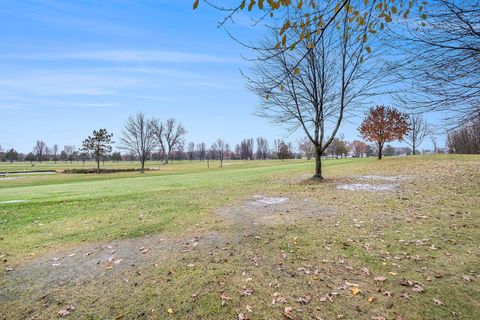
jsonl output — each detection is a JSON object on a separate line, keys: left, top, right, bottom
{"left": 0, "top": 232, "right": 227, "bottom": 303}
{"left": 216, "top": 195, "right": 334, "bottom": 227}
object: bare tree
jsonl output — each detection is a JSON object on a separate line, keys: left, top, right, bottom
{"left": 447, "top": 119, "right": 480, "bottom": 154}
{"left": 196, "top": 142, "right": 206, "bottom": 161}
{"left": 392, "top": 0, "right": 480, "bottom": 125}
{"left": 214, "top": 139, "right": 226, "bottom": 167}
{"left": 33, "top": 140, "right": 47, "bottom": 163}
{"left": 119, "top": 113, "right": 157, "bottom": 173}
{"left": 298, "top": 137, "right": 314, "bottom": 160}
{"left": 63, "top": 145, "right": 75, "bottom": 163}
{"left": 153, "top": 118, "right": 187, "bottom": 164}
{"left": 256, "top": 137, "right": 269, "bottom": 160}
{"left": 52, "top": 144, "right": 59, "bottom": 163}
{"left": 187, "top": 142, "right": 195, "bottom": 161}
{"left": 431, "top": 136, "right": 438, "bottom": 154}
{"left": 239, "top": 138, "right": 254, "bottom": 160}
{"left": 248, "top": 3, "right": 388, "bottom": 179}
{"left": 405, "top": 114, "right": 430, "bottom": 155}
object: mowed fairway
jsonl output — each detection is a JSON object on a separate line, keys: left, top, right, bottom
{"left": 1, "top": 156, "right": 479, "bottom": 319}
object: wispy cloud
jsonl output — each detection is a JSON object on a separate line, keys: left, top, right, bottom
{"left": 0, "top": 49, "right": 243, "bottom": 64}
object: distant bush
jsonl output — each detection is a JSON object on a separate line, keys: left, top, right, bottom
{"left": 63, "top": 168, "right": 158, "bottom": 174}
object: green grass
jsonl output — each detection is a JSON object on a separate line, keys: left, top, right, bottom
{"left": 1, "top": 156, "right": 479, "bottom": 319}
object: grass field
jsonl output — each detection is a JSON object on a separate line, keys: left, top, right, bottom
{"left": 1, "top": 156, "right": 479, "bottom": 319}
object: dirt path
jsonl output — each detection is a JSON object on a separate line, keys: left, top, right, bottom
{"left": 1, "top": 194, "right": 334, "bottom": 305}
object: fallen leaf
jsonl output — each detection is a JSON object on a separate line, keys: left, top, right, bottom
{"left": 221, "top": 292, "right": 231, "bottom": 306}
{"left": 374, "top": 276, "right": 387, "bottom": 282}
{"left": 433, "top": 298, "right": 443, "bottom": 305}
{"left": 167, "top": 308, "right": 174, "bottom": 314}
{"left": 296, "top": 295, "right": 311, "bottom": 304}
{"left": 240, "top": 288, "right": 253, "bottom": 296}
{"left": 238, "top": 313, "right": 247, "bottom": 320}
{"left": 368, "top": 296, "right": 376, "bottom": 303}
{"left": 283, "top": 306, "right": 294, "bottom": 319}
{"left": 361, "top": 267, "right": 371, "bottom": 275}
{"left": 399, "top": 278, "right": 414, "bottom": 287}
{"left": 58, "top": 306, "right": 75, "bottom": 317}
{"left": 411, "top": 284, "right": 425, "bottom": 293}
{"left": 351, "top": 287, "right": 361, "bottom": 295}
{"left": 462, "top": 275, "right": 473, "bottom": 282}
{"left": 246, "top": 305, "right": 253, "bottom": 313}
{"left": 383, "top": 291, "right": 393, "bottom": 298}
{"left": 319, "top": 294, "right": 334, "bottom": 302}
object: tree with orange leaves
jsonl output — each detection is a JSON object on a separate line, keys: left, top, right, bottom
{"left": 359, "top": 106, "right": 409, "bottom": 160}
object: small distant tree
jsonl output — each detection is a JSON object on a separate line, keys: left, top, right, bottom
{"left": 359, "top": 106, "right": 409, "bottom": 160}
{"left": 214, "top": 139, "right": 226, "bottom": 167}
{"left": 350, "top": 140, "right": 369, "bottom": 158}
{"left": 276, "top": 140, "right": 292, "bottom": 161}
{"left": 33, "top": 140, "right": 47, "bottom": 163}
{"left": 52, "top": 144, "right": 59, "bottom": 163}
{"left": 431, "top": 136, "right": 438, "bottom": 154}
{"left": 78, "top": 149, "right": 88, "bottom": 166}
{"left": 405, "top": 114, "right": 430, "bottom": 155}
{"left": 384, "top": 144, "right": 395, "bottom": 157}
{"left": 187, "top": 142, "right": 195, "bottom": 161}
{"left": 256, "top": 137, "right": 269, "bottom": 160}
{"left": 63, "top": 145, "right": 75, "bottom": 163}
{"left": 5, "top": 149, "right": 19, "bottom": 163}
{"left": 119, "top": 113, "right": 157, "bottom": 173}
{"left": 111, "top": 152, "right": 122, "bottom": 162}
{"left": 298, "top": 137, "right": 314, "bottom": 160}
{"left": 152, "top": 118, "right": 187, "bottom": 164}
{"left": 82, "top": 129, "right": 114, "bottom": 174}
{"left": 25, "top": 152, "right": 35, "bottom": 164}
{"left": 196, "top": 142, "right": 206, "bottom": 161}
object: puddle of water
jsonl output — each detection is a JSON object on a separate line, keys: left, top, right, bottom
{"left": 0, "top": 200, "right": 31, "bottom": 204}
{"left": 2, "top": 171, "right": 56, "bottom": 175}
{"left": 251, "top": 195, "right": 289, "bottom": 205}
{"left": 337, "top": 183, "right": 397, "bottom": 191}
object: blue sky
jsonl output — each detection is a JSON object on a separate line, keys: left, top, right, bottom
{"left": 0, "top": 0, "right": 441, "bottom": 153}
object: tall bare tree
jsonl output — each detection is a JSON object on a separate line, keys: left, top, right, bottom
{"left": 119, "top": 113, "right": 157, "bottom": 173}
{"left": 214, "top": 139, "right": 226, "bottom": 167}
{"left": 196, "top": 142, "right": 206, "bottom": 161}
{"left": 52, "top": 144, "right": 59, "bottom": 163}
{"left": 33, "top": 140, "right": 47, "bottom": 163}
{"left": 447, "top": 119, "right": 480, "bottom": 154}
{"left": 405, "top": 113, "right": 430, "bottom": 155}
{"left": 153, "top": 118, "right": 187, "bottom": 164}
{"left": 392, "top": 0, "right": 480, "bottom": 125}
{"left": 187, "top": 142, "right": 195, "bottom": 161}
{"left": 256, "top": 137, "right": 269, "bottom": 160}
{"left": 248, "top": 3, "right": 388, "bottom": 179}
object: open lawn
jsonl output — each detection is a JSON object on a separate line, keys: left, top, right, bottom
{"left": 1, "top": 156, "right": 479, "bottom": 319}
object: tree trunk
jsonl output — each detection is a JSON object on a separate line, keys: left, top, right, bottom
{"left": 141, "top": 160, "right": 145, "bottom": 174}
{"left": 313, "top": 146, "right": 323, "bottom": 179}
{"left": 378, "top": 143, "right": 383, "bottom": 160}
{"left": 96, "top": 159, "right": 100, "bottom": 174}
